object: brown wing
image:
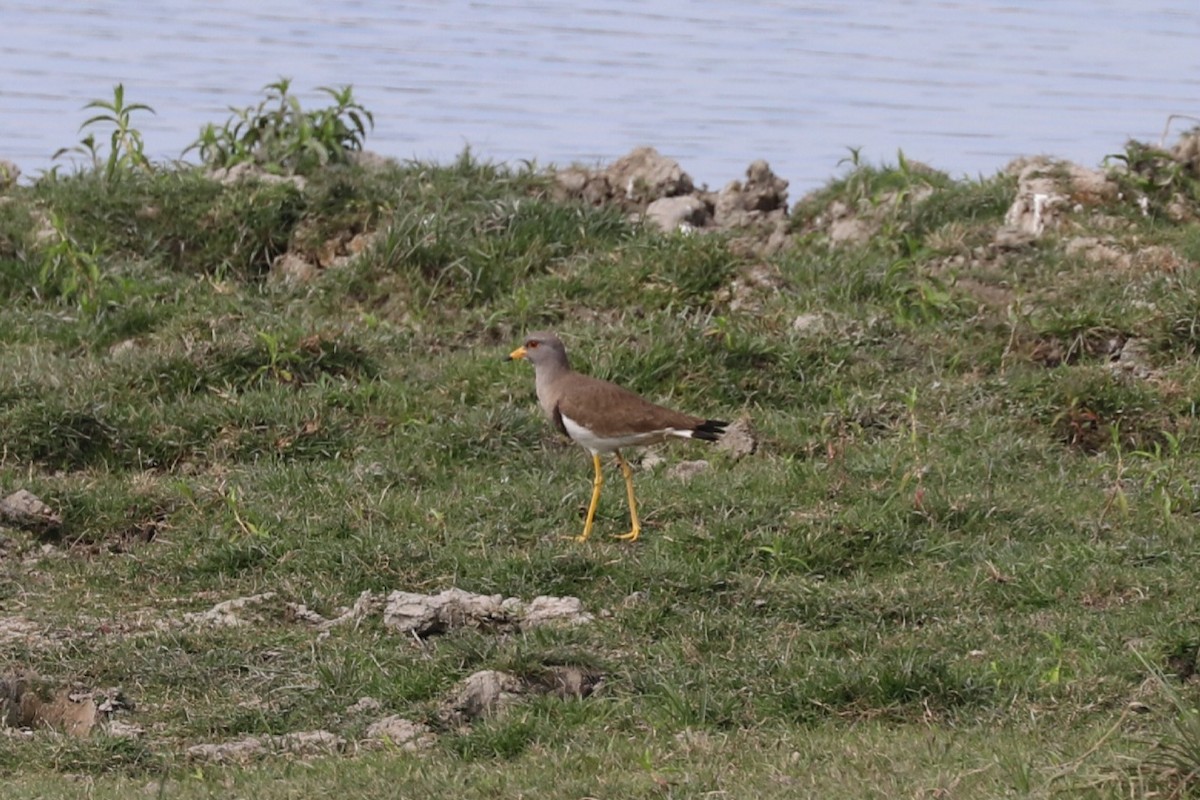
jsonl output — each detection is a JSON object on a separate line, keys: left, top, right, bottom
{"left": 555, "top": 374, "right": 703, "bottom": 437}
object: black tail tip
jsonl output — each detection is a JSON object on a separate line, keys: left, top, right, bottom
{"left": 692, "top": 419, "right": 728, "bottom": 442}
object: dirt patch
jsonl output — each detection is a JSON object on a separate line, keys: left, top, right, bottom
{"left": 716, "top": 417, "right": 758, "bottom": 459}
{"left": 0, "top": 617, "right": 44, "bottom": 647}
{"left": 553, "top": 146, "right": 791, "bottom": 256}
{"left": 184, "top": 592, "right": 279, "bottom": 628}
{"left": 1001, "top": 157, "right": 1116, "bottom": 238}
{"left": 181, "top": 587, "right": 593, "bottom": 639}
{"left": 0, "top": 489, "right": 62, "bottom": 536}
{"left": 1, "top": 675, "right": 134, "bottom": 737}
{"left": 363, "top": 716, "right": 436, "bottom": 751}
{"left": 382, "top": 588, "right": 593, "bottom": 638}
{"left": 185, "top": 663, "right": 600, "bottom": 763}
{"left": 554, "top": 146, "right": 694, "bottom": 208}
{"left": 186, "top": 730, "right": 345, "bottom": 764}
{"left": 439, "top": 665, "right": 605, "bottom": 727}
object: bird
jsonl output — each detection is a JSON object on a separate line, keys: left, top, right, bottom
{"left": 506, "top": 331, "right": 727, "bottom": 542}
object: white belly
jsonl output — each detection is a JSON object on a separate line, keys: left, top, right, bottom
{"left": 560, "top": 413, "right": 681, "bottom": 455}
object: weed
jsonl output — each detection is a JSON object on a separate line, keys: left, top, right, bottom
{"left": 52, "top": 83, "right": 155, "bottom": 182}
{"left": 1106, "top": 137, "right": 1200, "bottom": 215}
{"left": 1130, "top": 650, "right": 1200, "bottom": 796}
{"left": 36, "top": 212, "right": 108, "bottom": 312}
{"left": 186, "top": 78, "right": 374, "bottom": 175}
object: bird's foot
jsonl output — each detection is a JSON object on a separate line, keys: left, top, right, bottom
{"left": 612, "top": 529, "right": 640, "bottom": 542}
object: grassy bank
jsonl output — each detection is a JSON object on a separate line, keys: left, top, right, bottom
{"left": 3, "top": 91, "right": 1200, "bottom": 797}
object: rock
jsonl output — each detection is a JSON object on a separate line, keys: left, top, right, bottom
{"left": 1109, "top": 337, "right": 1154, "bottom": 379}
{"left": 440, "top": 670, "right": 526, "bottom": 724}
{"left": 186, "top": 730, "right": 344, "bottom": 763}
{"left": 815, "top": 183, "right": 933, "bottom": 247}
{"left": 276, "top": 729, "right": 344, "bottom": 756}
{"left": 348, "top": 696, "right": 382, "bottom": 714}
{"left": 270, "top": 252, "right": 318, "bottom": 284}
{"left": 555, "top": 165, "right": 591, "bottom": 195}
{"left": 186, "top": 737, "right": 266, "bottom": 763}
{"left": 716, "top": 418, "right": 758, "bottom": 460}
{"left": 1003, "top": 157, "right": 1115, "bottom": 237}
{"left": 667, "top": 460, "right": 711, "bottom": 482}
{"left": 554, "top": 165, "right": 613, "bottom": 206}
{"left": 33, "top": 690, "right": 97, "bottom": 737}
{"left": 536, "top": 665, "right": 604, "bottom": 700}
{"left": 644, "top": 195, "right": 710, "bottom": 232}
{"left": 713, "top": 160, "right": 789, "bottom": 228}
{"left": 284, "top": 603, "right": 329, "bottom": 626}
{"left": 207, "top": 162, "right": 306, "bottom": 190}
{"left": 383, "top": 588, "right": 505, "bottom": 636}
{"left": 0, "top": 490, "right": 63, "bottom": 535}
{"left": 382, "top": 588, "right": 591, "bottom": 637}
{"left": 1170, "top": 128, "right": 1200, "bottom": 177}
{"left": 552, "top": 150, "right": 789, "bottom": 257}
{"left": 31, "top": 210, "right": 57, "bottom": 245}
{"left": 1, "top": 677, "right": 132, "bottom": 737}
{"left": 316, "top": 237, "right": 342, "bottom": 268}
{"left": 757, "top": 221, "right": 793, "bottom": 257}
{"left": 310, "top": 590, "right": 379, "bottom": 629}
{"left": 828, "top": 215, "right": 873, "bottom": 246}
{"left": 346, "top": 231, "right": 377, "bottom": 256}
{"left": 1065, "top": 236, "right": 1129, "bottom": 268}
{"left": 602, "top": 146, "right": 694, "bottom": 203}
{"left": 106, "top": 719, "right": 146, "bottom": 738}
{"left": 791, "top": 313, "right": 826, "bottom": 335}
{"left": 518, "top": 595, "right": 594, "bottom": 629}
{"left": 721, "top": 263, "right": 785, "bottom": 312}
{"left": 622, "top": 591, "right": 649, "bottom": 608}
{"left": 348, "top": 150, "right": 394, "bottom": 171}
{"left": 363, "top": 716, "right": 436, "bottom": 750}
{"left": 638, "top": 451, "right": 666, "bottom": 470}
{"left": 108, "top": 339, "right": 139, "bottom": 359}
{"left": 992, "top": 226, "right": 1037, "bottom": 250}
{"left": 439, "top": 666, "right": 604, "bottom": 726}
{"left": 184, "top": 593, "right": 277, "bottom": 628}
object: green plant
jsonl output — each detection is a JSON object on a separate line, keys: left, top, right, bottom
{"left": 52, "top": 83, "right": 155, "bottom": 182}
{"left": 885, "top": 255, "right": 956, "bottom": 324}
{"left": 1105, "top": 137, "right": 1200, "bottom": 214}
{"left": 1131, "top": 649, "right": 1200, "bottom": 795}
{"left": 253, "top": 330, "right": 294, "bottom": 385}
{"left": 222, "top": 485, "right": 270, "bottom": 538}
{"left": 1130, "top": 430, "right": 1193, "bottom": 522}
{"left": 36, "top": 212, "right": 107, "bottom": 312}
{"left": 186, "top": 78, "right": 374, "bottom": 174}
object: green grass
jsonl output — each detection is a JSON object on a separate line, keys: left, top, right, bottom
{"left": 2, "top": 145, "right": 1200, "bottom": 798}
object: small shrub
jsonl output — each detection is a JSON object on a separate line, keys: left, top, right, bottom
{"left": 36, "top": 213, "right": 108, "bottom": 312}
{"left": 1105, "top": 137, "right": 1200, "bottom": 217}
{"left": 52, "top": 83, "right": 155, "bottom": 182}
{"left": 187, "top": 78, "right": 374, "bottom": 175}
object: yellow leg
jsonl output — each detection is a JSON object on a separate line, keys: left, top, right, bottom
{"left": 575, "top": 453, "right": 604, "bottom": 542}
{"left": 612, "top": 451, "right": 641, "bottom": 542}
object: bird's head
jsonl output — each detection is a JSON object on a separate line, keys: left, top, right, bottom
{"left": 506, "top": 331, "right": 568, "bottom": 368}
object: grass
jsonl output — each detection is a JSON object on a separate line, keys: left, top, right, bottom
{"left": 2, "top": 139, "right": 1200, "bottom": 798}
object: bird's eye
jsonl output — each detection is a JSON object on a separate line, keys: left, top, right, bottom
{"left": 527, "top": 340, "right": 539, "bottom": 349}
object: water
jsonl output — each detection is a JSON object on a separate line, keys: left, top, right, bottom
{"left": 2, "top": 0, "right": 1197, "bottom": 191}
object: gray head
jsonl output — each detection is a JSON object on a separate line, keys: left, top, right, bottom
{"left": 506, "top": 331, "right": 571, "bottom": 371}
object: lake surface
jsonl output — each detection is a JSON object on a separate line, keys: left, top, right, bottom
{"left": 2, "top": 1, "right": 1198, "bottom": 191}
